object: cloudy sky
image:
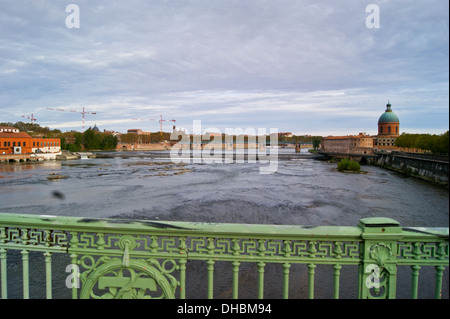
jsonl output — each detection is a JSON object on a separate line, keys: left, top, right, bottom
{"left": 0, "top": 0, "right": 448, "bottom": 136}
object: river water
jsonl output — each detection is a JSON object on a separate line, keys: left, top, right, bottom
{"left": 0, "top": 149, "right": 448, "bottom": 298}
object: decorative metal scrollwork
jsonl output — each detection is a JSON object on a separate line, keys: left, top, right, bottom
{"left": 366, "top": 243, "right": 394, "bottom": 299}
{"left": 80, "top": 258, "right": 176, "bottom": 299}
{"left": 369, "top": 243, "right": 392, "bottom": 268}
{"left": 78, "top": 235, "right": 178, "bottom": 299}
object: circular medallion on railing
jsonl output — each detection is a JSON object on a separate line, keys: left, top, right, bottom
{"left": 80, "top": 259, "right": 175, "bottom": 299}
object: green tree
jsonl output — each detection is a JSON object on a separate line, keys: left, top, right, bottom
{"left": 395, "top": 131, "right": 449, "bottom": 154}
{"left": 0, "top": 121, "right": 62, "bottom": 137}
{"left": 74, "top": 132, "right": 83, "bottom": 150}
{"left": 100, "top": 133, "right": 118, "bottom": 150}
{"left": 312, "top": 137, "right": 321, "bottom": 150}
{"left": 83, "top": 128, "right": 101, "bottom": 150}
{"left": 119, "top": 133, "right": 139, "bottom": 144}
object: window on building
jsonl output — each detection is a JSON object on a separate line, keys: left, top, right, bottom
{"left": 23, "top": 142, "right": 26, "bottom": 146}
{"left": 380, "top": 127, "right": 383, "bottom": 133}
{"left": 388, "top": 127, "right": 391, "bottom": 134}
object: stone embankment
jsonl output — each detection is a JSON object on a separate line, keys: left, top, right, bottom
{"left": 376, "top": 151, "right": 449, "bottom": 187}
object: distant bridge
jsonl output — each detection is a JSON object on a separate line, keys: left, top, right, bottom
{"left": 318, "top": 151, "right": 380, "bottom": 163}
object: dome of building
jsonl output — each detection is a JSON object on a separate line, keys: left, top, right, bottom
{"left": 92, "top": 124, "right": 100, "bottom": 132}
{"left": 377, "top": 101, "right": 400, "bottom": 137}
{"left": 378, "top": 101, "right": 399, "bottom": 123}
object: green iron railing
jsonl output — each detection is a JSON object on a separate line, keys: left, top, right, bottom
{"left": 0, "top": 213, "right": 448, "bottom": 299}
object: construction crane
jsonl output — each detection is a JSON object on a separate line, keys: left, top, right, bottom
{"left": 46, "top": 106, "right": 96, "bottom": 132}
{"left": 159, "top": 115, "right": 176, "bottom": 136}
{"left": 21, "top": 113, "right": 37, "bottom": 124}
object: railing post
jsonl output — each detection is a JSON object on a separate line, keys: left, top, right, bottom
{"left": 358, "top": 217, "right": 403, "bottom": 299}
{"left": 0, "top": 247, "right": 7, "bottom": 299}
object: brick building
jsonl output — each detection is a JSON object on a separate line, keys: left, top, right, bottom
{"left": 321, "top": 133, "right": 374, "bottom": 155}
{"left": 321, "top": 101, "right": 402, "bottom": 155}
{"left": 0, "top": 126, "right": 61, "bottom": 155}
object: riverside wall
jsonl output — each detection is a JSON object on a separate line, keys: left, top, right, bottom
{"left": 376, "top": 151, "right": 449, "bottom": 186}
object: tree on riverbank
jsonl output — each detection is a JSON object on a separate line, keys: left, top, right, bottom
{"left": 312, "top": 137, "right": 321, "bottom": 150}
{"left": 395, "top": 131, "right": 449, "bottom": 154}
{"left": 61, "top": 132, "right": 83, "bottom": 152}
{"left": 119, "top": 132, "right": 172, "bottom": 144}
{"left": 61, "top": 129, "right": 117, "bottom": 151}
{"left": 82, "top": 128, "right": 118, "bottom": 150}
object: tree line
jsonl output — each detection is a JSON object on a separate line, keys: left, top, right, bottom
{"left": 61, "top": 128, "right": 118, "bottom": 151}
{"left": 395, "top": 131, "right": 449, "bottom": 154}
{"left": 0, "top": 121, "right": 62, "bottom": 137}
{"left": 119, "top": 132, "right": 172, "bottom": 144}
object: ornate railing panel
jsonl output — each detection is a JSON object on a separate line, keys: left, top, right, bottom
{"left": 0, "top": 213, "right": 448, "bottom": 299}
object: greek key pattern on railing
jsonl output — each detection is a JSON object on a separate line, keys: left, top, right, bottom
{"left": 397, "top": 241, "right": 449, "bottom": 262}
{"left": 185, "top": 238, "right": 361, "bottom": 260}
{"left": 62, "top": 231, "right": 363, "bottom": 261}
{"left": 67, "top": 234, "right": 364, "bottom": 299}
{"left": 0, "top": 227, "right": 69, "bottom": 249}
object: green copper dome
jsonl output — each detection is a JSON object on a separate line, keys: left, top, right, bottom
{"left": 378, "top": 102, "right": 399, "bottom": 123}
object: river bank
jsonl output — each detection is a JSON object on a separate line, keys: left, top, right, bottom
{"left": 374, "top": 151, "right": 449, "bottom": 189}
{"left": 372, "top": 161, "right": 449, "bottom": 189}
{"left": 322, "top": 152, "right": 449, "bottom": 189}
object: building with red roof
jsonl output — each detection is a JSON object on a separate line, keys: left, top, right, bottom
{"left": 0, "top": 126, "right": 61, "bottom": 155}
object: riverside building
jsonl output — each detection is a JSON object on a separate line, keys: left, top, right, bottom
{"left": 0, "top": 126, "right": 61, "bottom": 155}
{"left": 321, "top": 101, "right": 402, "bottom": 155}
{"left": 321, "top": 133, "right": 375, "bottom": 155}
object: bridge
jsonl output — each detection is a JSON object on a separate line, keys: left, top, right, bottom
{"left": 0, "top": 213, "right": 447, "bottom": 299}
{"left": 318, "top": 151, "right": 380, "bottom": 163}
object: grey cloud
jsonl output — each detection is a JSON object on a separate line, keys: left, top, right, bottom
{"left": 0, "top": 0, "right": 448, "bottom": 134}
